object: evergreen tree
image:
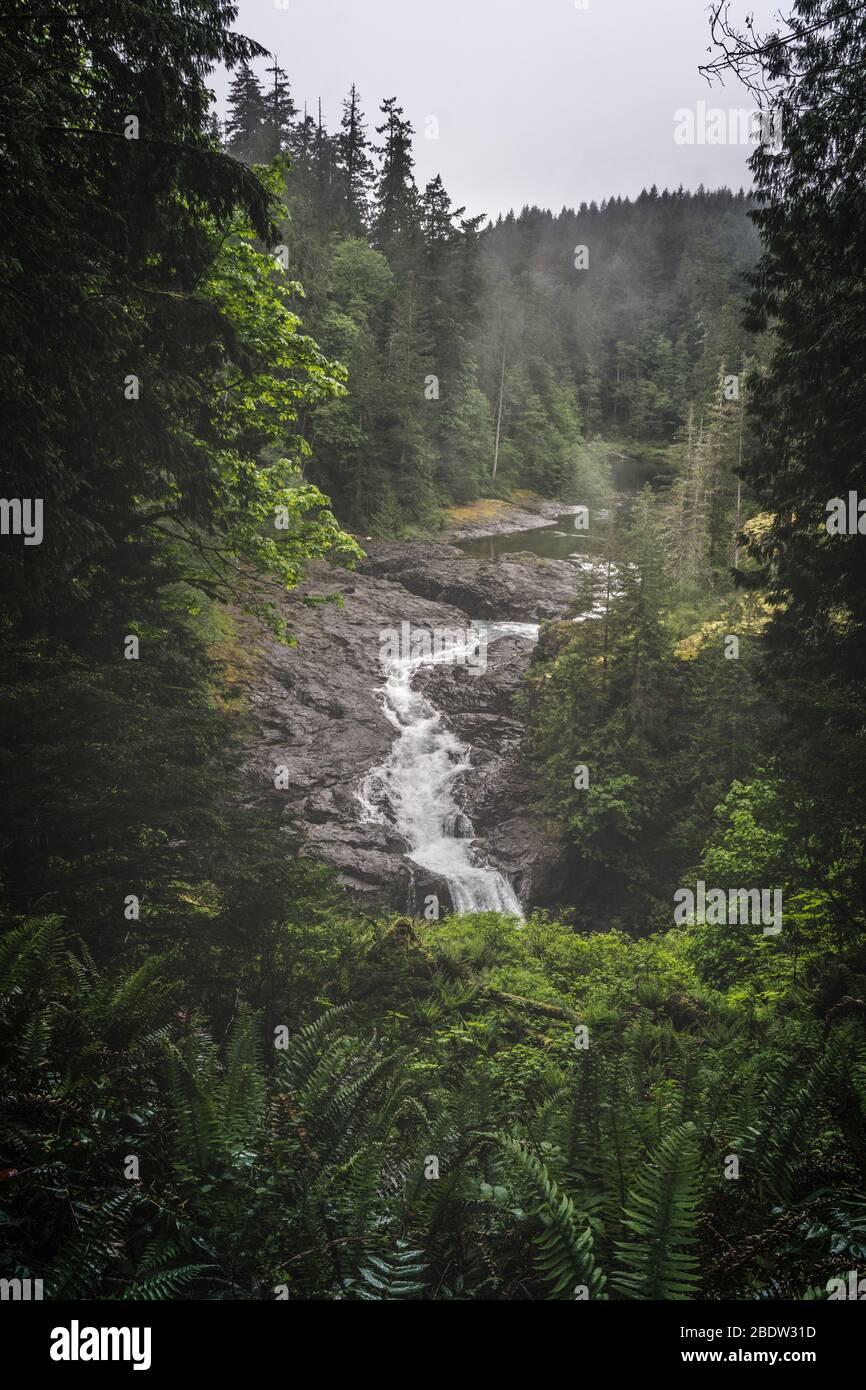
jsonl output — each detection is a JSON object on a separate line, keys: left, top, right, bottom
{"left": 263, "top": 59, "right": 296, "bottom": 156}
{"left": 313, "top": 98, "right": 337, "bottom": 212}
{"left": 225, "top": 60, "right": 268, "bottom": 161}
{"left": 337, "top": 84, "right": 374, "bottom": 232}
{"left": 0, "top": 0, "right": 357, "bottom": 904}
{"left": 716, "top": 0, "right": 866, "bottom": 928}
{"left": 288, "top": 104, "right": 318, "bottom": 171}
{"left": 421, "top": 173, "right": 463, "bottom": 247}
{"left": 372, "top": 97, "right": 419, "bottom": 253}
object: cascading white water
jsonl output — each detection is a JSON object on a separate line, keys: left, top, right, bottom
{"left": 357, "top": 627, "right": 528, "bottom": 918}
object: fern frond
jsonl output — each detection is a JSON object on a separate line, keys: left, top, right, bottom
{"left": 0, "top": 916, "right": 66, "bottom": 995}
{"left": 163, "top": 1026, "right": 222, "bottom": 1176}
{"left": 740, "top": 1027, "right": 854, "bottom": 1201}
{"left": 495, "top": 1133, "right": 607, "bottom": 1299}
{"left": 345, "top": 1240, "right": 427, "bottom": 1300}
{"left": 122, "top": 1264, "right": 211, "bottom": 1300}
{"left": 612, "top": 1121, "right": 701, "bottom": 1300}
{"left": 219, "top": 1005, "right": 266, "bottom": 1154}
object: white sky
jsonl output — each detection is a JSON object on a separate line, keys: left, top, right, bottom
{"left": 215, "top": 0, "right": 787, "bottom": 218}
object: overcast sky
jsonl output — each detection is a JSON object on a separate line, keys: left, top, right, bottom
{"left": 215, "top": 0, "right": 785, "bottom": 219}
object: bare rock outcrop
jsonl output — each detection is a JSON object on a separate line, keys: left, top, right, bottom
{"left": 239, "top": 538, "right": 575, "bottom": 914}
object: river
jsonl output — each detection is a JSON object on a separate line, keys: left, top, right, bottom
{"left": 356, "top": 511, "right": 610, "bottom": 919}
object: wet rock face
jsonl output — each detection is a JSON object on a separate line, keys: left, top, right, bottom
{"left": 361, "top": 540, "right": 581, "bottom": 621}
{"left": 239, "top": 540, "right": 574, "bottom": 915}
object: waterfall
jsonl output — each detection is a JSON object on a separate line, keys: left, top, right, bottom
{"left": 357, "top": 627, "right": 526, "bottom": 918}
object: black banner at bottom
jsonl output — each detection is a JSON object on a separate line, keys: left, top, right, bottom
{"left": 1, "top": 1297, "right": 858, "bottom": 1375}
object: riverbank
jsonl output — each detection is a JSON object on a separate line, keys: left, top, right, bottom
{"left": 442, "top": 491, "right": 579, "bottom": 541}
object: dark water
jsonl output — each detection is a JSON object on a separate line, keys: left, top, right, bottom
{"left": 455, "top": 508, "right": 614, "bottom": 562}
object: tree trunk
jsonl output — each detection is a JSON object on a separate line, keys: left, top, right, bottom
{"left": 492, "top": 342, "right": 506, "bottom": 479}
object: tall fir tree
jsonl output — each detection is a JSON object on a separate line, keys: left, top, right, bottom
{"left": 225, "top": 60, "right": 268, "bottom": 162}
{"left": 719, "top": 1, "right": 866, "bottom": 926}
{"left": 288, "top": 103, "right": 318, "bottom": 171}
{"left": 263, "top": 59, "right": 296, "bottom": 156}
{"left": 337, "top": 84, "right": 374, "bottom": 233}
{"left": 372, "top": 97, "right": 419, "bottom": 254}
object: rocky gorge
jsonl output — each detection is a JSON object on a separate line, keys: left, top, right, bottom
{"left": 239, "top": 500, "right": 588, "bottom": 917}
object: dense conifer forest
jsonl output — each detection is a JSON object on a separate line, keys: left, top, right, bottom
{"left": 220, "top": 58, "right": 762, "bottom": 525}
{"left": 1, "top": 0, "right": 865, "bottom": 1317}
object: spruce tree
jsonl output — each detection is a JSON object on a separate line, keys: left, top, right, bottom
{"left": 372, "top": 97, "right": 419, "bottom": 253}
{"left": 421, "top": 174, "right": 462, "bottom": 247}
{"left": 337, "top": 84, "right": 374, "bottom": 232}
{"left": 709, "top": 1, "right": 866, "bottom": 927}
{"left": 225, "top": 60, "right": 267, "bottom": 162}
{"left": 288, "top": 104, "right": 318, "bottom": 171}
{"left": 263, "top": 59, "right": 296, "bottom": 156}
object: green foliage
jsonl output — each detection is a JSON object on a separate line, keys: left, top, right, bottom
{"left": 2, "top": 0, "right": 865, "bottom": 1309}
{"left": 522, "top": 500, "right": 772, "bottom": 930}
{"left": 612, "top": 1123, "right": 701, "bottom": 1300}
{"left": 221, "top": 61, "right": 760, "bottom": 528}
{"left": 739, "top": 1025, "right": 863, "bottom": 1204}
{"left": 494, "top": 1135, "right": 607, "bottom": 1299}
{"left": 3, "top": 900, "right": 864, "bottom": 1299}
{"left": 346, "top": 1243, "right": 428, "bottom": 1301}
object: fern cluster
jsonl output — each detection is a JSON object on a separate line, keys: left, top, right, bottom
{"left": 3, "top": 904, "right": 864, "bottom": 1300}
